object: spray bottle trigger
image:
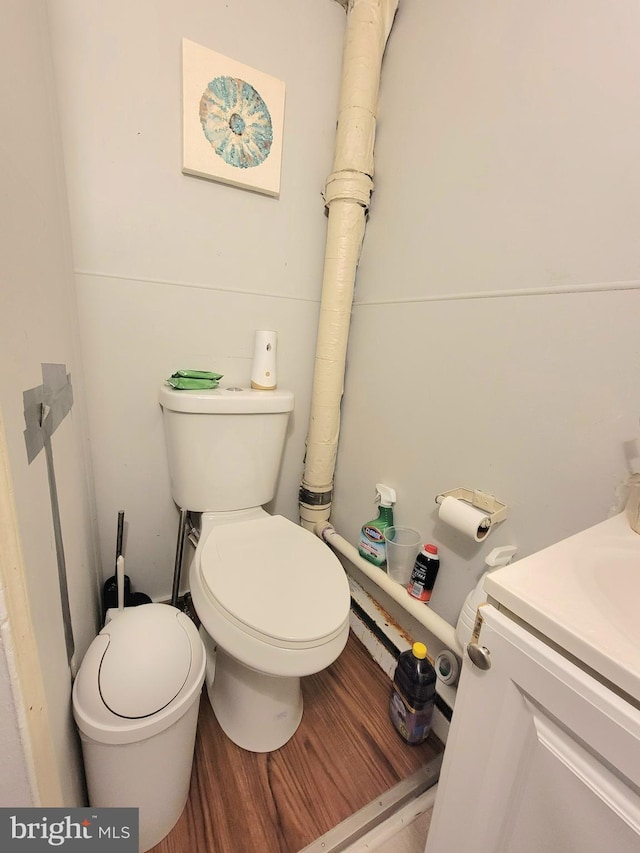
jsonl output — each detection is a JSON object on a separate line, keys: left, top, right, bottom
{"left": 375, "top": 483, "right": 397, "bottom": 508}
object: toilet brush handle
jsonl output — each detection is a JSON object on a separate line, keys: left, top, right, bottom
{"left": 117, "top": 555, "right": 125, "bottom": 612}
{"left": 115, "top": 510, "right": 125, "bottom": 564}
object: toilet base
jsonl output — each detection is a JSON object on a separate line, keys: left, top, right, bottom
{"left": 208, "top": 647, "right": 303, "bottom": 752}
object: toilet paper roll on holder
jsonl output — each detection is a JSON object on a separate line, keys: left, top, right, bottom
{"left": 435, "top": 488, "right": 508, "bottom": 533}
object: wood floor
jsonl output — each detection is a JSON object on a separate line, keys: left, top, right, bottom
{"left": 151, "top": 631, "right": 442, "bottom": 853}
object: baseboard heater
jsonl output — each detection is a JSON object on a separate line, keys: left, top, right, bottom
{"left": 350, "top": 596, "right": 453, "bottom": 725}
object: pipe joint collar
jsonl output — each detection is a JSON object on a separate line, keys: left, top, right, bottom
{"left": 299, "top": 498, "right": 332, "bottom": 531}
{"left": 324, "top": 171, "right": 373, "bottom": 207}
{"left": 299, "top": 485, "right": 333, "bottom": 507}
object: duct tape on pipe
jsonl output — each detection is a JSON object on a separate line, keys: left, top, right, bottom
{"left": 299, "top": 486, "right": 333, "bottom": 507}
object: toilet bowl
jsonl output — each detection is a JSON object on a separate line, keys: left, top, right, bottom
{"left": 189, "top": 508, "right": 350, "bottom": 752}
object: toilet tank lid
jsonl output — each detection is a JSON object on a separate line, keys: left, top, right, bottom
{"left": 159, "top": 385, "right": 294, "bottom": 414}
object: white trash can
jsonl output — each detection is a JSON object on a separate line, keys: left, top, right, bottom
{"left": 73, "top": 603, "right": 206, "bottom": 852}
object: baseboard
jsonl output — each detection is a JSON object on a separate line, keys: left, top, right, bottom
{"left": 348, "top": 578, "right": 452, "bottom": 743}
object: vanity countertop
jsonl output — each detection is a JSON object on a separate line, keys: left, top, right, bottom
{"left": 485, "top": 511, "right": 640, "bottom": 705}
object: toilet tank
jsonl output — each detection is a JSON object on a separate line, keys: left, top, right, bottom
{"left": 159, "top": 386, "right": 294, "bottom": 512}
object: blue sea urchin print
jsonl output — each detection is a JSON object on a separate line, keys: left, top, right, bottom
{"left": 199, "top": 76, "right": 273, "bottom": 169}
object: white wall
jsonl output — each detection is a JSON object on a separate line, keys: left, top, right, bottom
{"left": 332, "top": 0, "right": 640, "bottom": 628}
{"left": 45, "top": 0, "right": 640, "bottom": 647}
{"left": 47, "top": 0, "right": 345, "bottom": 600}
{"left": 0, "top": 0, "right": 101, "bottom": 805}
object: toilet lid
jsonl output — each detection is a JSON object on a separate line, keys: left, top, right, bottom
{"left": 98, "top": 604, "right": 195, "bottom": 718}
{"left": 200, "top": 515, "right": 350, "bottom": 646}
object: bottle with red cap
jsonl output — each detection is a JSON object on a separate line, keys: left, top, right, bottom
{"left": 407, "top": 543, "right": 440, "bottom": 602}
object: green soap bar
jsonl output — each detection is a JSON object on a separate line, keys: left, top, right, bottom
{"left": 166, "top": 377, "right": 220, "bottom": 390}
{"left": 173, "top": 369, "right": 223, "bottom": 380}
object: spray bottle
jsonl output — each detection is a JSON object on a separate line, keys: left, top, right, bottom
{"left": 358, "top": 484, "right": 396, "bottom": 567}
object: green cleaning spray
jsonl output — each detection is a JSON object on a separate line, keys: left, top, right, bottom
{"left": 358, "top": 484, "right": 396, "bottom": 567}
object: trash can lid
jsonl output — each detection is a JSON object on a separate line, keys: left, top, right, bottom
{"left": 97, "top": 604, "right": 195, "bottom": 718}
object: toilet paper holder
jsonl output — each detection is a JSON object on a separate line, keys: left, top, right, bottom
{"left": 435, "top": 488, "right": 508, "bottom": 531}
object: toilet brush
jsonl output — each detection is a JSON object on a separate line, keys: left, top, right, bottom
{"left": 104, "top": 555, "right": 127, "bottom": 624}
{"left": 102, "top": 510, "right": 131, "bottom": 618}
{"left": 102, "top": 510, "right": 152, "bottom": 619}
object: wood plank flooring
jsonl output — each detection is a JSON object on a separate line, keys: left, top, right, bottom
{"left": 151, "top": 631, "right": 442, "bottom": 853}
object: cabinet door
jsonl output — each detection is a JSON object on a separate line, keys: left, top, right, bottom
{"left": 425, "top": 606, "right": 640, "bottom": 853}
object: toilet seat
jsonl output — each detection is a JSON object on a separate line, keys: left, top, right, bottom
{"left": 199, "top": 515, "right": 350, "bottom": 650}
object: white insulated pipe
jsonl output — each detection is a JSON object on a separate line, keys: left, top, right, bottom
{"left": 299, "top": 0, "right": 399, "bottom": 529}
{"left": 316, "top": 522, "right": 463, "bottom": 655}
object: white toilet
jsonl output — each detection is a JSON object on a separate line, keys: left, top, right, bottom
{"left": 159, "top": 384, "right": 351, "bottom": 752}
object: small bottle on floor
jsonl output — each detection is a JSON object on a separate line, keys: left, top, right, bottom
{"left": 389, "top": 642, "right": 436, "bottom": 745}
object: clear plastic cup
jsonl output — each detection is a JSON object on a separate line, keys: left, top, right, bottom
{"left": 384, "top": 526, "right": 422, "bottom": 585}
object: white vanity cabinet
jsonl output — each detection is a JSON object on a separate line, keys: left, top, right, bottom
{"left": 425, "top": 604, "right": 640, "bottom": 852}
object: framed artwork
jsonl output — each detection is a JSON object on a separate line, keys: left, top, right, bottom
{"left": 182, "top": 38, "right": 286, "bottom": 198}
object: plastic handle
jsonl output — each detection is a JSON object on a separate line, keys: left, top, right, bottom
{"left": 117, "top": 555, "right": 125, "bottom": 612}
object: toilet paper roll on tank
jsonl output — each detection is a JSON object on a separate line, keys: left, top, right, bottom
{"left": 436, "top": 489, "right": 508, "bottom": 542}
